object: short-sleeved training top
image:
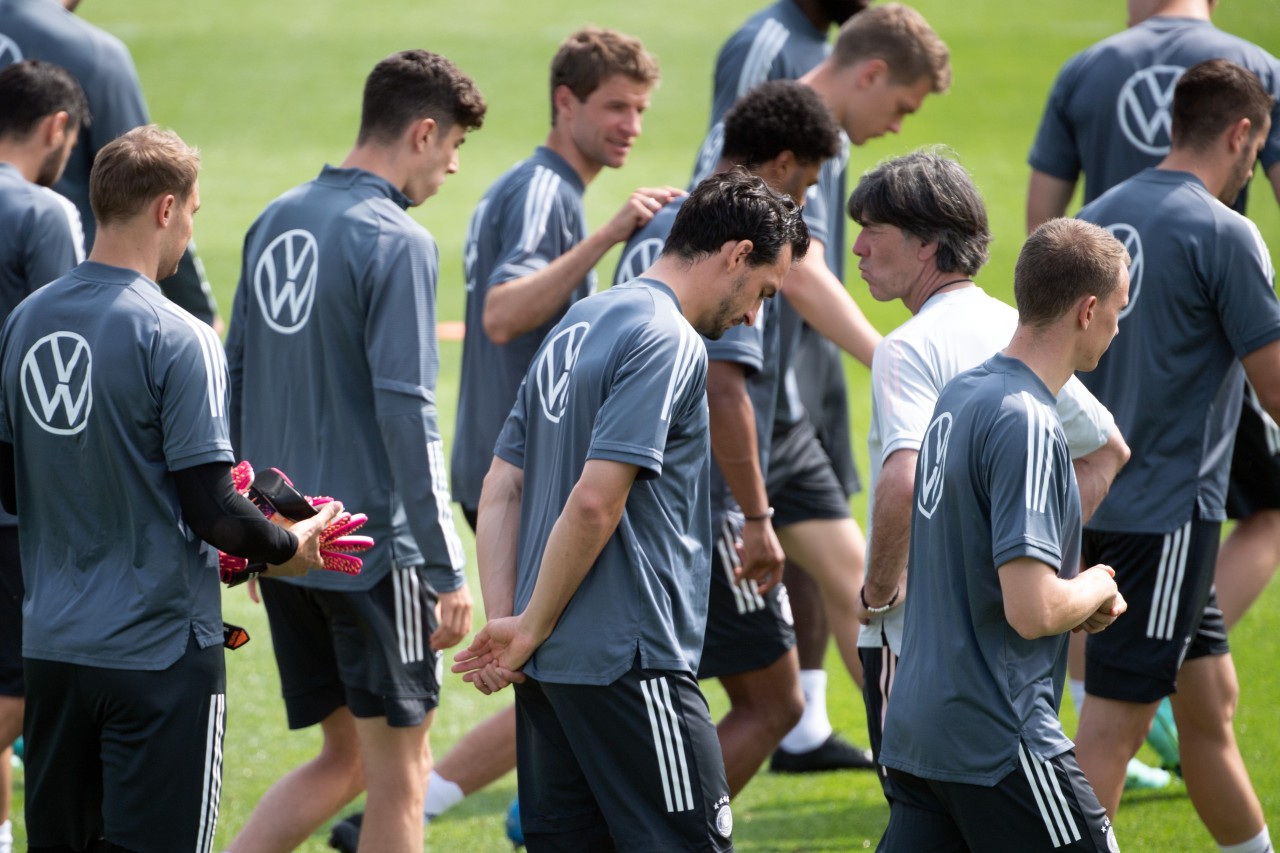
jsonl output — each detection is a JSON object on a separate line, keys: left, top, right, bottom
{"left": 859, "top": 286, "right": 1114, "bottom": 653}
{"left": 0, "top": 261, "right": 232, "bottom": 669}
{"left": 615, "top": 197, "right": 780, "bottom": 520}
{"left": 1028, "top": 16, "right": 1280, "bottom": 212}
{"left": 690, "top": 0, "right": 830, "bottom": 183}
{"left": 1078, "top": 169, "right": 1280, "bottom": 534}
{"left": 226, "top": 165, "right": 465, "bottom": 593}
{"left": 494, "top": 278, "right": 711, "bottom": 686}
{"left": 880, "top": 354, "right": 1081, "bottom": 785}
{"left": 452, "top": 146, "right": 594, "bottom": 510}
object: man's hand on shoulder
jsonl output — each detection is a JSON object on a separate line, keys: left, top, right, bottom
{"left": 602, "top": 186, "right": 686, "bottom": 244}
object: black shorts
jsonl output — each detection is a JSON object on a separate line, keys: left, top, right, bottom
{"left": 0, "top": 527, "right": 21, "bottom": 696}
{"left": 698, "top": 514, "right": 795, "bottom": 680}
{"left": 462, "top": 504, "right": 478, "bottom": 534}
{"left": 23, "top": 633, "right": 226, "bottom": 853}
{"left": 1083, "top": 516, "right": 1230, "bottom": 703}
{"left": 766, "top": 418, "right": 851, "bottom": 529}
{"left": 794, "top": 324, "right": 861, "bottom": 498}
{"left": 1227, "top": 383, "right": 1280, "bottom": 518}
{"left": 514, "top": 663, "right": 733, "bottom": 852}
{"left": 260, "top": 565, "right": 442, "bottom": 729}
{"left": 879, "top": 747, "right": 1116, "bottom": 853}
{"left": 859, "top": 632, "right": 898, "bottom": 799}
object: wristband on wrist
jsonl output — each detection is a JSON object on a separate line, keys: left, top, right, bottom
{"left": 743, "top": 507, "right": 775, "bottom": 522}
{"left": 860, "top": 584, "right": 900, "bottom": 614}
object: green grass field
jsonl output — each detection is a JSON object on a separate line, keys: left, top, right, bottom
{"left": 10, "top": 0, "right": 1280, "bottom": 849}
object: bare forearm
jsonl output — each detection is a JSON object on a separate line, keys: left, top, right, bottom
{"left": 476, "top": 461, "right": 524, "bottom": 620}
{"left": 865, "top": 450, "right": 916, "bottom": 602}
{"left": 1000, "top": 559, "right": 1117, "bottom": 639}
{"left": 783, "top": 243, "right": 880, "bottom": 367}
{"left": 483, "top": 229, "right": 617, "bottom": 343}
{"left": 1026, "top": 170, "right": 1076, "bottom": 234}
{"left": 1072, "top": 429, "right": 1129, "bottom": 523}
{"left": 707, "top": 364, "right": 768, "bottom": 516}
{"left": 520, "top": 462, "right": 633, "bottom": 641}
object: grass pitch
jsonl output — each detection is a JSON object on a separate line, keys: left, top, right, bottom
{"left": 10, "top": 0, "right": 1280, "bottom": 849}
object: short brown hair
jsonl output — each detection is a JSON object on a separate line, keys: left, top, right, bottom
{"left": 89, "top": 125, "right": 199, "bottom": 226}
{"left": 1171, "top": 59, "right": 1274, "bottom": 152}
{"left": 1015, "top": 219, "right": 1129, "bottom": 327}
{"left": 832, "top": 3, "right": 951, "bottom": 93}
{"left": 549, "top": 27, "right": 659, "bottom": 124}
{"left": 357, "top": 50, "right": 486, "bottom": 145}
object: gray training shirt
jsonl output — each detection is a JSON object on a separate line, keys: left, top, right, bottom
{"left": 452, "top": 146, "right": 594, "bottom": 511}
{"left": 226, "top": 165, "right": 465, "bottom": 593}
{"left": 0, "top": 261, "right": 232, "bottom": 669}
{"left": 1029, "top": 15, "right": 1280, "bottom": 212}
{"left": 494, "top": 279, "right": 711, "bottom": 686}
{"left": 1078, "top": 168, "right": 1280, "bottom": 534}
{"left": 880, "top": 354, "right": 1081, "bottom": 785}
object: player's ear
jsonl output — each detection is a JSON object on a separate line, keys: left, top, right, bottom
{"left": 552, "top": 85, "right": 577, "bottom": 125}
{"left": 1077, "top": 294, "right": 1098, "bottom": 329}
{"left": 41, "top": 110, "right": 70, "bottom": 148}
{"left": 855, "top": 58, "right": 889, "bottom": 90}
{"left": 722, "top": 239, "right": 754, "bottom": 270}
{"left": 1225, "top": 116, "right": 1252, "bottom": 154}
{"left": 155, "top": 193, "right": 177, "bottom": 228}
{"left": 411, "top": 117, "right": 438, "bottom": 151}
{"left": 916, "top": 239, "right": 938, "bottom": 262}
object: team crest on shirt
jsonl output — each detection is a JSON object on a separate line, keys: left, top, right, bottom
{"left": 1117, "top": 65, "right": 1184, "bottom": 155}
{"left": 254, "top": 228, "right": 318, "bottom": 334}
{"left": 0, "top": 34, "right": 22, "bottom": 67}
{"left": 917, "top": 412, "right": 952, "bottom": 519}
{"left": 536, "top": 321, "right": 590, "bottom": 423}
{"left": 20, "top": 331, "right": 92, "bottom": 436}
{"left": 617, "top": 238, "right": 664, "bottom": 285}
{"left": 714, "top": 795, "right": 733, "bottom": 838}
{"left": 1104, "top": 223, "right": 1143, "bottom": 319}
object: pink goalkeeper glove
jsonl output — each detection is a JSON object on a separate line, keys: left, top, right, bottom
{"left": 219, "top": 463, "right": 374, "bottom": 584}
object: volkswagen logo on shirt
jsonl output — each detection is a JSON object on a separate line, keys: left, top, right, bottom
{"left": 1117, "top": 65, "right": 1184, "bottom": 156}
{"left": 0, "top": 34, "right": 23, "bottom": 67}
{"left": 536, "top": 322, "right": 589, "bottom": 424}
{"left": 254, "top": 229, "right": 319, "bottom": 334}
{"left": 1105, "top": 223, "right": 1143, "bottom": 319}
{"left": 21, "top": 331, "right": 92, "bottom": 435}
{"left": 617, "top": 238, "right": 664, "bottom": 286}
{"left": 917, "top": 412, "right": 952, "bottom": 519}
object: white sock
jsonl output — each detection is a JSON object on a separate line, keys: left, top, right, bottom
{"left": 423, "top": 770, "right": 465, "bottom": 823}
{"left": 1069, "top": 678, "right": 1086, "bottom": 717}
{"left": 0, "top": 819, "right": 12, "bottom": 853}
{"left": 779, "top": 669, "right": 833, "bottom": 753}
{"left": 1220, "top": 826, "right": 1273, "bottom": 853}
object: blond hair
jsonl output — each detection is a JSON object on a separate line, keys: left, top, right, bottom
{"left": 90, "top": 125, "right": 199, "bottom": 226}
{"left": 832, "top": 3, "right": 951, "bottom": 93}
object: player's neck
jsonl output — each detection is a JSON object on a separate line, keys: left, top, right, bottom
{"left": 87, "top": 227, "right": 164, "bottom": 283}
{"left": 340, "top": 145, "right": 411, "bottom": 195}
{"left": 907, "top": 272, "right": 972, "bottom": 315}
{"left": 544, "top": 129, "right": 603, "bottom": 187}
{"left": 1003, "top": 327, "right": 1075, "bottom": 396}
{"left": 1157, "top": 150, "right": 1231, "bottom": 202}
{"left": 0, "top": 145, "right": 45, "bottom": 185}
{"left": 1129, "top": 0, "right": 1212, "bottom": 27}
{"left": 792, "top": 0, "right": 836, "bottom": 31}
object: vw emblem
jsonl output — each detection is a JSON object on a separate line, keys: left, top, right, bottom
{"left": 0, "top": 35, "right": 23, "bottom": 67}
{"left": 1116, "top": 65, "right": 1184, "bottom": 156}
{"left": 617, "top": 237, "right": 664, "bottom": 285}
{"left": 1105, "top": 223, "right": 1143, "bottom": 319}
{"left": 254, "top": 229, "right": 318, "bottom": 334}
{"left": 917, "top": 412, "right": 952, "bottom": 519}
{"left": 21, "top": 331, "right": 92, "bottom": 436}
{"left": 536, "top": 322, "right": 590, "bottom": 424}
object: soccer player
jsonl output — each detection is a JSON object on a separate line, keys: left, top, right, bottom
{"left": 877, "top": 218, "right": 1130, "bottom": 852}
{"left": 616, "top": 79, "right": 842, "bottom": 795}
{"left": 0, "top": 57, "right": 87, "bottom": 853}
{"left": 848, "top": 150, "right": 1128, "bottom": 795}
{"left": 1072, "top": 60, "right": 1278, "bottom": 852}
{"left": 693, "top": 2, "right": 952, "bottom": 772}
{"left": 223, "top": 51, "right": 485, "bottom": 853}
{"left": 392, "top": 27, "right": 671, "bottom": 833}
{"left": 0, "top": 0, "right": 224, "bottom": 328}
{"left": 688, "top": 1, "right": 871, "bottom": 769}
{"left": 0, "top": 124, "right": 336, "bottom": 853}
{"left": 1027, "top": 0, "right": 1280, "bottom": 644}
{"left": 455, "top": 169, "right": 808, "bottom": 851}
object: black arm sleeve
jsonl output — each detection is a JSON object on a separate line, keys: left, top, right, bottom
{"left": 175, "top": 462, "right": 298, "bottom": 564}
{"left": 0, "top": 441, "right": 14, "bottom": 515}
